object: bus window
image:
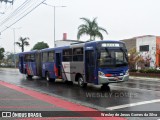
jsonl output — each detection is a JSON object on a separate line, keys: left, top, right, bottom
{"left": 25, "top": 54, "right": 30, "bottom": 62}
{"left": 42, "top": 52, "right": 48, "bottom": 62}
{"left": 30, "top": 54, "right": 35, "bottom": 62}
{"left": 63, "top": 49, "right": 72, "bottom": 62}
{"left": 48, "top": 51, "right": 54, "bottom": 62}
{"left": 73, "top": 48, "right": 83, "bottom": 61}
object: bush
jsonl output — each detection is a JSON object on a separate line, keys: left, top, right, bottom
{"left": 129, "top": 69, "right": 138, "bottom": 72}
{"left": 139, "top": 69, "right": 160, "bottom": 74}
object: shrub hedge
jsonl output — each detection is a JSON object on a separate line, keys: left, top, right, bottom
{"left": 129, "top": 69, "right": 160, "bottom": 74}
{"left": 138, "top": 69, "right": 160, "bottom": 74}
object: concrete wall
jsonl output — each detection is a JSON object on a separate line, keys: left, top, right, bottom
{"left": 120, "top": 38, "right": 136, "bottom": 51}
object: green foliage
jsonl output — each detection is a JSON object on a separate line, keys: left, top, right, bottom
{"left": 15, "top": 37, "right": 29, "bottom": 52}
{"left": 0, "top": 47, "right": 5, "bottom": 60}
{"left": 129, "top": 69, "right": 138, "bottom": 72}
{"left": 32, "top": 41, "right": 49, "bottom": 50}
{"left": 77, "top": 17, "right": 108, "bottom": 41}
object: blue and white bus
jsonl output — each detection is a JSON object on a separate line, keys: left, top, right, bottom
{"left": 18, "top": 40, "right": 129, "bottom": 89}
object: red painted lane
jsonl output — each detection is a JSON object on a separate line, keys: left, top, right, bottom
{"left": 0, "top": 98, "right": 35, "bottom": 100}
{"left": 0, "top": 81, "right": 127, "bottom": 120}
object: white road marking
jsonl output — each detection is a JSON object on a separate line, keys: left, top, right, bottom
{"left": 106, "top": 99, "right": 160, "bottom": 110}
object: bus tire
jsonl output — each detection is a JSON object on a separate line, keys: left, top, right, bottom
{"left": 101, "top": 83, "right": 110, "bottom": 91}
{"left": 66, "top": 81, "right": 73, "bottom": 85}
{"left": 26, "top": 74, "right": 33, "bottom": 79}
{"left": 45, "top": 72, "right": 55, "bottom": 82}
{"left": 78, "top": 76, "right": 87, "bottom": 88}
{"left": 26, "top": 70, "right": 33, "bottom": 79}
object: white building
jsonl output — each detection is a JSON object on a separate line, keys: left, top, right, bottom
{"left": 122, "top": 35, "right": 160, "bottom": 68}
{"left": 55, "top": 33, "right": 83, "bottom": 47}
{"left": 55, "top": 40, "right": 83, "bottom": 47}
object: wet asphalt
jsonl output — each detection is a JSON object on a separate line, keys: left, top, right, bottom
{"left": 0, "top": 68, "right": 160, "bottom": 120}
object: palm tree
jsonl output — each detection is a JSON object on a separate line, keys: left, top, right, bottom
{"left": 15, "top": 37, "right": 29, "bottom": 52}
{"left": 77, "top": 17, "right": 108, "bottom": 41}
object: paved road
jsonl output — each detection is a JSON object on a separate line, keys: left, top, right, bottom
{"left": 0, "top": 68, "right": 160, "bottom": 120}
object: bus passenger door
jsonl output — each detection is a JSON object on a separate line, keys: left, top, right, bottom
{"left": 56, "top": 53, "right": 62, "bottom": 78}
{"left": 35, "top": 52, "right": 42, "bottom": 76}
{"left": 85, "top": 50, "right": 96, "bottom": 83}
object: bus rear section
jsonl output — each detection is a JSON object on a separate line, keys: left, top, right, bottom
{"left": 18, "top": 51, "right": 42, "bottom": 78}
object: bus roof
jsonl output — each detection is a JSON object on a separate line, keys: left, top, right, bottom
{"left": 18, "top": 50, "right": 38, "bottom": 55}
{"left": 18, "top": 40, "right": 125, "bottom": 55}
{"left": 85, "top": 40, "right": 124, "bottom": 44}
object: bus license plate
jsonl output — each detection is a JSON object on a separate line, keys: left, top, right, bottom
{"left": 114, "top": 77, "right": 119, "bottom": 80}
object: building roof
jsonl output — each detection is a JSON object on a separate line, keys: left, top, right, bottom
{"left": 120, "top": 35, "right": 158, "bottom": 41}
{"left": 56, "top": 39, "right": 84, "bottom": 43}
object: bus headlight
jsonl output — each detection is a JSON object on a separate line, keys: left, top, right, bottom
{"left": 98, "top": 71, "right": 105, "bottom": 76}
{"left": 125, "top": 70, "right": 129, "bottom": 75}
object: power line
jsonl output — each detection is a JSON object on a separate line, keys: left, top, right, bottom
{"left": 0, "top": 0, "right": 33, "bottom": 26}
{"left": 0, "top": 0, "right": 46, "bottom": 33}
{"left": 10, "top": 0, "right": 40, "bottom": 25}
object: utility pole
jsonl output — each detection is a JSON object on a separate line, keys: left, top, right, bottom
{"left": 12, "top": 27, "right": 21, "bottom": 68}
{"left": 42, "top": 2, "right": 66, "bottom": 47}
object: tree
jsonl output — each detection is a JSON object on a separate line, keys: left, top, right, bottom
{"left": 128, "top": 47, "right": 145, "bottom": 70}
{"left": 0, "top": 47, "right": 5, "bottom": 61}
{"left": 32, "top": 41, "right": 49, "bottom": 50}
{"left": 15, "top": 37, "right": 29, "bottom": 52}
{"left": 77, "top": 17, "right": 108, "bottom": 41}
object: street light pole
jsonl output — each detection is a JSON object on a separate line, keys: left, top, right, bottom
{"left": 42, "top": 2, "right": 66, "bottom": 47}
{"left": 54, "top": 6, "right": 56, "bottom": 47}
{"left": 13, "top": 28, "right": 16, "bottom": 68}
{"left": 12, "top": 27, "right": 21, "bottom": 68}
{"left": 5, "top": 26, "right": 21, "bottom": 68}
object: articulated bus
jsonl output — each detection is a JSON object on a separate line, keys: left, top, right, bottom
{"left": 18, "top": 40, "right": 129, "bottom": 89}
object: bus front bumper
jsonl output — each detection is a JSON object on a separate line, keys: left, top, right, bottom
{"left": 98, "top": 74, "right": 129, "bottom": 84}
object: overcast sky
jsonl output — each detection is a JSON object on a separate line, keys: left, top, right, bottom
{"left": 0, "top": 0, "right": 160, "bottom": 53}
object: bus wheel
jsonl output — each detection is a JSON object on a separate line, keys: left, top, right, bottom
{"left": 46, "top": 72, "right": 51, "bottom": 82}
{"left": 101, "top": 83, "right": 110, "bottom": 91}
{"left": 45, "top": 72, "right": 55, "bottom": 82}
{"left": 26, "top": 74, "right": 33, "bottom": 79}
{"left": 66, "top": 81, "right": 73, "bottom": 85}
{"left": 78, "top": 77, "right": 87, "bottom": 88}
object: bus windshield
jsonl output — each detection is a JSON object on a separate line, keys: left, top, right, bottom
{"left": 98, "top": 48, "right": 128, "bottom": 68}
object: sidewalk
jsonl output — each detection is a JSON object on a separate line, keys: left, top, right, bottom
{"left": 130, "top": 76, "right": 160, "bottom": 81}
{"left": 0, "top": 80, "right": 126, "bottom": 120}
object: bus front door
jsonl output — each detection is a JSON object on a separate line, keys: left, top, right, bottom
{"left": 85, "top": 50, "right": 96, "bottom": 83}
{"left": 56, "top": 53, "right": 62, "bottom": 78}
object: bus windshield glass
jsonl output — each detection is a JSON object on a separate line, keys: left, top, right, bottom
{"left": 98, "top": 47, "right": 128, "bottom": 68}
